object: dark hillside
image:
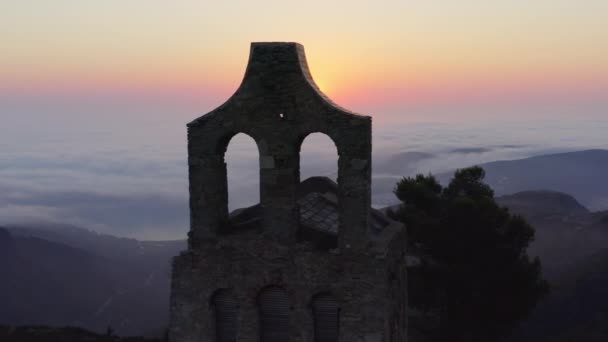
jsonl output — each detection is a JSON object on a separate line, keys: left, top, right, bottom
{"left": 0, "top": 226, "right": 184, "bottom": 337}
{"left": 494, "top": 193, "right": 608, "bottom": 342}
{"left": 496, "top": 191, "right": 608, "bottom": 276}
{"left": 0, "top": 325, "right": 160, "bottom": 342}
{"left": 511, "top": 248, "right": 608, "bottom": 342}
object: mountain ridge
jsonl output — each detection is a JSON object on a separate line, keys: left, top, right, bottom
{"left": 0, "top": 225, "right": 183, "bottom": 337}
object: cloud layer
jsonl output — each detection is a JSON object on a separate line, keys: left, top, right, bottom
{"left": 2, "top": 100, "right": 608, "bottom": 239}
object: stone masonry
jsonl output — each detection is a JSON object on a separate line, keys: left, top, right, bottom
{"left": 168, "top": 42, "right": 407, "bottom": 342}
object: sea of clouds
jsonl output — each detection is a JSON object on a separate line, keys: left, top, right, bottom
{"left": 2, "top": 96, "right": 608, "bottom": 240}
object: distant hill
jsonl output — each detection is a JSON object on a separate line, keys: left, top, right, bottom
{"left": 7, "top": 223, "right": 185, "bottom": 266}
{"left": 445, "top": 149, "right": 608, "bottom": 210}
{"left": 493, "top": 191, "right": 608, "bottom": 342}
{"left": 0, "top": 225, "right": 185, "bottom": 337}
{"left": 373, "top": 149, "right": 608, "bottom": 210}
{"left": 496, "top": 190, "right": 608, "bottom": 277}
{"left": 0, "top": 325, "right": 160, "bottom": 342}
{"left": 497, "top": 190, "right": 590, "bottom": 219}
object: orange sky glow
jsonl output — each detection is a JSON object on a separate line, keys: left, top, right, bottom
{"left": 1, "top": 1, "right": 607, "bottom": 118}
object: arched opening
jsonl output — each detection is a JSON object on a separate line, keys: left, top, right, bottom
{"left": 211, "top": 289, "right": 239, "bottom": 342}
{"left": 312, "top": 293, "right": 340, "bottom": 342}
{"left": 258, "top": 286, "right": 290, "bottom": 342}
{"left": 299, "top": 133, "right": 338, "bottom": 181}
{"left": 225, "top": 133, "right": 260, "bottom": 212}
{"left": 298, "top": 133, "right": 340, "bottom": 248}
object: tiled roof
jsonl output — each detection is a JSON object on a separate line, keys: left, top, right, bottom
{"left": 298, "top": 192, "right": 339, "bottom": 234}
{"left": 229, "top": 177, "right": 394, "bottom": 237}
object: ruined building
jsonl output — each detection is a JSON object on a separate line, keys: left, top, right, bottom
{"left": 169, "top": 42, "right": 408, "bottom": 342}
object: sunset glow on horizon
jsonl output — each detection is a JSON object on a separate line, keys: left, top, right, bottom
{"left": 2, "top": 0, "right": 607, "bottom": 120}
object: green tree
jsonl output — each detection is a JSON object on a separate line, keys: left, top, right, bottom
{"left": 391, "top": 166, "right": 549, "bottom": 342}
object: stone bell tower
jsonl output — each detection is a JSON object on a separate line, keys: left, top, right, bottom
{"left": 169, "top": 42, "right": 407, "bottom": 342}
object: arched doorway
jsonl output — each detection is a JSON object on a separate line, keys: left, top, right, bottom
{"left": 258, "top": 286, "right": 290, "bottom": 342}
{"left": 312, "top": 293, "right": 340, "bottom": 342}
{"left": 211, "top": 289, "right": 239, "bottom": 342}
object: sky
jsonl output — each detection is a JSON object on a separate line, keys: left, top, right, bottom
{"left": 2, "top": 0, "right": 607, "bottom": 117}
{"left": 1, "top": 1, "right": 607, "bottom": 239}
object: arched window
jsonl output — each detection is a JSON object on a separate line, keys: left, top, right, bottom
{"left": 312, "top": 294, "right": 340, "bottom": 342}
{"left": 298, "top": 133, "right": 340, "bottom": 248}
{"left": 211, "top": 289, "right": 239, "bottom": 342}
{"left": 225, "top": 133, "right": 259, "bottom": 212}
{"left": 258, "top": 286, "right": 290, "bottom": 342}
{"left": 299, "top": 133, "right": 338, "bottom": 181}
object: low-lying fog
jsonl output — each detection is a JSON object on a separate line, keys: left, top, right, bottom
{"left": 2, "top": 101, "right": 608, "bottom": 239}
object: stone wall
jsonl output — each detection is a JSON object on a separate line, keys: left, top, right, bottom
{"left": 169, "top": 231, "right": 406, "bottom": 342}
